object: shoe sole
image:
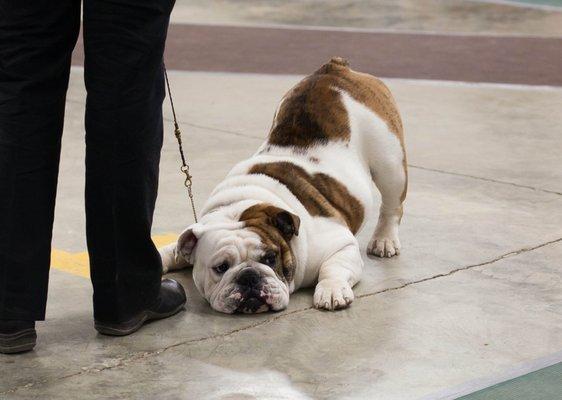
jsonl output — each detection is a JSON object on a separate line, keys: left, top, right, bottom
{"left": 94, "top": 303, "right": 185, "bottom": 336}
{"left": 0, "top": 329, "right": 37, "bottom": 354}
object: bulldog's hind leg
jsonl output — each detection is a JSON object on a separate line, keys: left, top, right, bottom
{"left": 159, "top": 242, "right": 190, "bottom": 274}
{"left": 314, "top": 238, "right": 363, "bottom": 311}
{"left": 339, "top": 80, "right": 407, "bottom": 257}
{"left": 367, "top": 148, "right": 407, "bottom": 258}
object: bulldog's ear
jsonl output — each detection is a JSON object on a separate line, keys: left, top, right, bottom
{"left": 176, "top": 225, "right": 199, "bottom": 260}
{"left": 273, "top": 210, "right": 300, "bottom": 239}
{"left": 240, "top": 204, "right": 301, "bottom": 240}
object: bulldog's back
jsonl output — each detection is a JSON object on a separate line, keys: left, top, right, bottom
{"left": 268, "top": 57, "right": 403, "bottom": 151}
{"left": 205, "top": 57, "right": 405, "bottom": 240}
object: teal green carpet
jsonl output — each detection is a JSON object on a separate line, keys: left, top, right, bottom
{"left": 507, "top": 0, "right": 562, "bottom": 6}
{"left": 458, "top": 362, "right": 562, "bottom": 400}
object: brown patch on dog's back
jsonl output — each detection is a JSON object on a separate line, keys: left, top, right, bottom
{"left": 249, "top": 162, "right": 364, "bottom": 234}
{"left": 268, "top": 72, "right": 350, "bottom": 147}
{"left": 268, "top": 57, "right": 405, "bottom": 149}
{"left": 264, "top": 58, "right": 407, "bottom": 219}
{"left": 239, "top": 204, "right": 298, "bottom": 283}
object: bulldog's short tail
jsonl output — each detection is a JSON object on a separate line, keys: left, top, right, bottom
{"left": 329, "top": 56, "right": 349, "bottom": 67}
{"left": 314, "top": 57, "right": 350, "bottom": 75}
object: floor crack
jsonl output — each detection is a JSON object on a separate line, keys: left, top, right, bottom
{"left": 409, "top": 164, "right": 562, "bottom": 196}
{"left": 163, "top": 116, "right": 263, "bottom": 141}
{"left": 4, "top": 237, "right": 560, "bottom": 396}
{"left": 62, "top": 100, "right": 562, "bottom": 197}
{"left": 62, "top": 96, "right": 264, "bottom": 141}
{"left": 358, "top": 237, "right": 562, "bottom": 300}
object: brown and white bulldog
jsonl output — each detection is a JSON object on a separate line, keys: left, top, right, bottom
{"left": 159, "top": 58, "right": 407, "bottom": 314}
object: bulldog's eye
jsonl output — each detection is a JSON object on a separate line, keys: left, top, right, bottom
{"left": 261, "top": 252, "right": 276, "bottom": 268}
{"left": 213, "top": 262, "right": 230, "bottom": 274}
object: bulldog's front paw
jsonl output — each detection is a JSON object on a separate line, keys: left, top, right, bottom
{"left": 313, "top": 279, "right": 354, "bottom": 311}
{"left": 367, "top": 234, "right": 401, "bottom": 258}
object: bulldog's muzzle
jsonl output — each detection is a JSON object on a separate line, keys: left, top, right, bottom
{"left": 235, "top": 268, "right": 269, "bottom": 314}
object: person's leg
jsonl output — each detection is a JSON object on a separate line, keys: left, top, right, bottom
{"left": 0, "top": 1, "right": 80, "bottom": 323}
{"left": 83, "top": 0, "right": 178, "bottom": 323}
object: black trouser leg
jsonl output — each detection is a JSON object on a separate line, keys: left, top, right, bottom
{"left": 83, "top": 0, "right": 174, "bottom": 322}
{"left": 0, "top": 1, "right": 80, "bottom": 320}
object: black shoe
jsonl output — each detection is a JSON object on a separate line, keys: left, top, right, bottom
{"left": 0, "top": 320, "right": 37, "bottom": 354}
{"left": 94, "top": 279, "right": 187, "bottom": 336}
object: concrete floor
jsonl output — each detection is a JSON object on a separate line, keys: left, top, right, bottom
{"left": 2, "top": 69, "right": 561, "bottom": 399}
{"left": 2, "top": 1, "right": 562, "bottom": 399}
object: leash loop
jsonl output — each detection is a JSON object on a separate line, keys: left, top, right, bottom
{"left": 163, "top": 64, "right": 198, "bottom": 223}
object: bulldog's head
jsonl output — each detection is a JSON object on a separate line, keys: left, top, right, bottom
{"left": 177, "top": 204, "right": 300, "bottom": 314}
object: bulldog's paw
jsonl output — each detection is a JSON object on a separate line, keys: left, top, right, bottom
{"left": 313, "top": 279, "right": 354, "bottom": 311}
{"left": 367, "top": 234, "right": 401, "bottom": 258}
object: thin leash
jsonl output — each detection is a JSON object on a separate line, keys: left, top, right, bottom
{"left": 163, "top": 64, "right": 198, "bottom": 223}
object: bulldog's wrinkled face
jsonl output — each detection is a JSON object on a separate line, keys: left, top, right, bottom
{"left": 177, "top": 204, "right": 300, "bottom": 314}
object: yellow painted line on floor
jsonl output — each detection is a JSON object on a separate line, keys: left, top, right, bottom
{"left": 50, "top": 234, "right": 178, "bottom": 278}
{"left": 50, "top": 249, "right": 91, "bottom": 278}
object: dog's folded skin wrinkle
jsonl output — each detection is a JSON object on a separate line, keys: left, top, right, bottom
{"left": 159, "top": 57, "right": 408, "bottom": 313}
{"left": 239, "top": 204, "right": 299, "bottom": 284}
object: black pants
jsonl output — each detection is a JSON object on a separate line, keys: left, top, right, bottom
{"left": 0, "top": 0, "right": 174, "bottom": 322}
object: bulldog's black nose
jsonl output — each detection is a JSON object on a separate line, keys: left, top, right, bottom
{"left": 237, "top": 269, "right": 260, "bottom": 288}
